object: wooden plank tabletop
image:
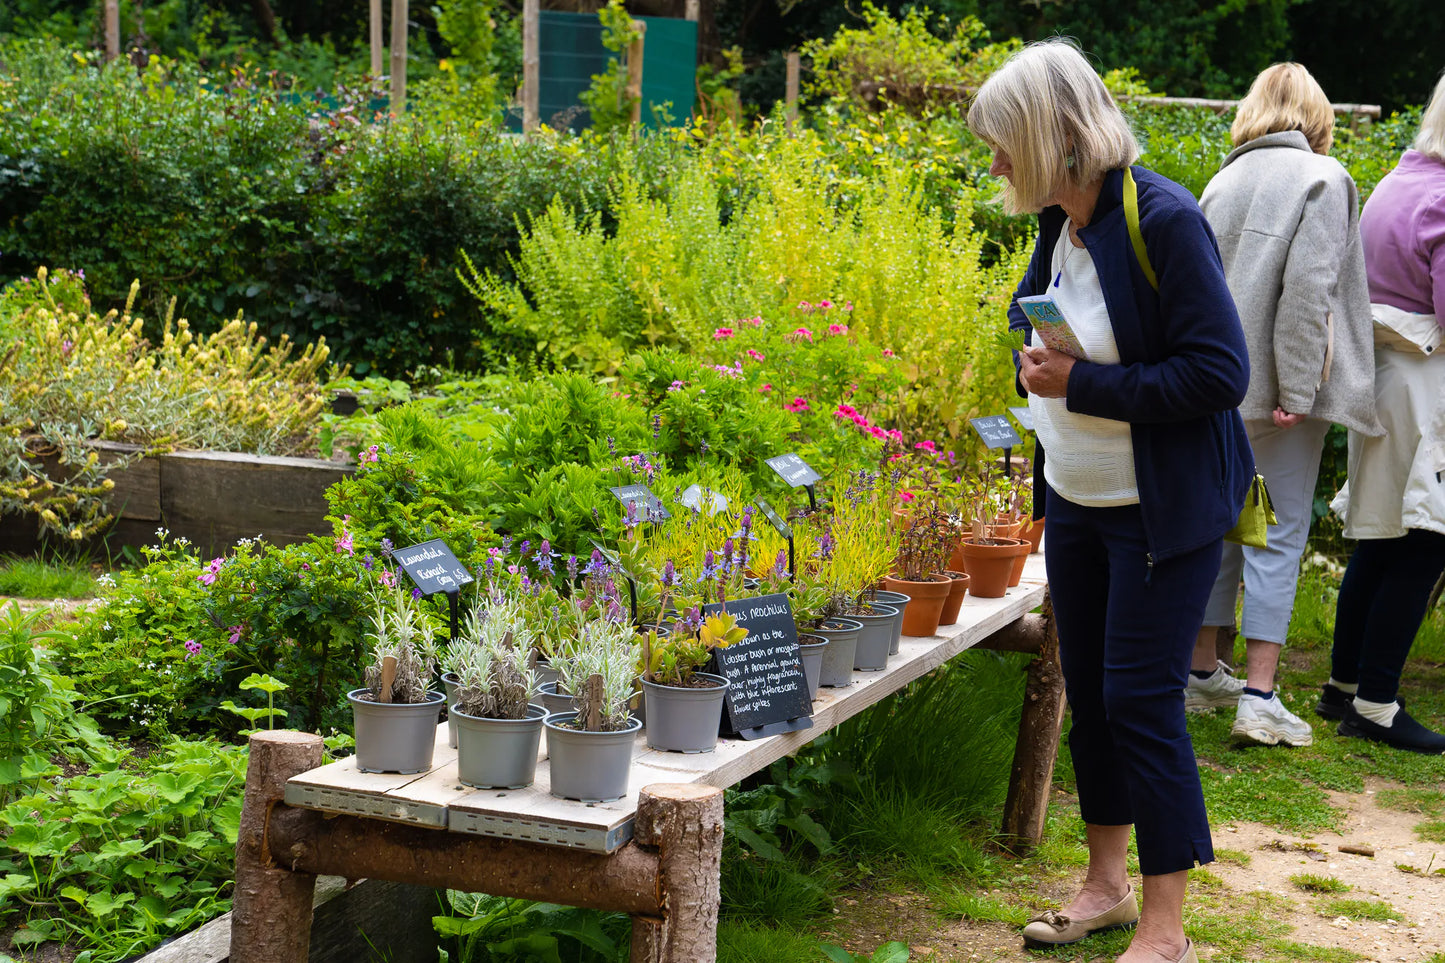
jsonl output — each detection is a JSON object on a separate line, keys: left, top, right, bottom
{"left": 285, "top": 553, "right": 1048, "bottom": 852}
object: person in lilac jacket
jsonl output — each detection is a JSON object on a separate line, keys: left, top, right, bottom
{"left": 1324, "top": 69, "right": 1445, "bottom": 754}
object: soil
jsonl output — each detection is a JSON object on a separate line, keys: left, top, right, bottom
{"left": 825, "top": 778, "right": 1445, "bottom": 962}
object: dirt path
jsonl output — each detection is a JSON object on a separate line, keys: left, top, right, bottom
{"left": 824, "top": 778, "right": 1445, "bottom": 962}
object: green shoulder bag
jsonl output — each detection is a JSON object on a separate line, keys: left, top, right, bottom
{"left": 1123, "top": 168, "right": 1275, "bottom": 549}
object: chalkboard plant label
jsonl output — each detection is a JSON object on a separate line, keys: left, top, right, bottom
{"left": 765, "top": 452, "right": 822, "bottom": 488}
{"left": 703, "top": 593, "right": 813, "bottom": 738}
{"left": 970, "top": 414, "right": 1023, "bottom": 450}
{"left": 392, "top": 538, "right": 475, "bottom": 596}
{"left": 609, "top": 484, "right": 671, "bottom": 523}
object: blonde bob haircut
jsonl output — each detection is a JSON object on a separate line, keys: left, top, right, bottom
{"left": 1231, "top": 63, "right": 1335, "bottom": 154}
{"left": 1413, "top": 69, "right": 1445, "bottom": 162}
{"left": 967, "top": 38, "right": 1139, "bottom": 215}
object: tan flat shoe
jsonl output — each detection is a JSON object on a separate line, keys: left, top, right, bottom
{"left": 1176, "top": 939, "right": 1198, "bottom": 963}
{"left": 1022, "top": 885, "right": 1139, "bottom": 948}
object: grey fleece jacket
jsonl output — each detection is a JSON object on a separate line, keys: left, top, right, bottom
{"left": 1199, "top": 130, "right": 1382, "bottom": 434}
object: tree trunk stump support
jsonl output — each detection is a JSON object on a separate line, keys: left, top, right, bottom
{"left": 231, "top": 731, "right": 324, "bottom": 963}
{"left": 629, "top": 784, "right": 725, "bottom": 963}
{"left": 998, "top": 590, "right": 1066, "bottom": 853}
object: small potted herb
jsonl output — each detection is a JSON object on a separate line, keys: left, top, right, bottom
{"left": 544, "top": 615, "right": 642, "bottom": 802}
{"left": 348, "top": 582, "right": 446, "bottom": 774}
{"left": 449, "top": 597, "right": 546, "bottom": 790}
{"left": 883, "top": 504, "right": 959, "bottom": 638}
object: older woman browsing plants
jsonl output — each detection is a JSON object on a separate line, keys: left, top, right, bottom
{"left": 969, "top": 40, "right": 1252, "bottom": 963}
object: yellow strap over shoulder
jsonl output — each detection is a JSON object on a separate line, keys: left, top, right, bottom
{"left": 1123, "top": 167, "right": 1159, "bottom": 293}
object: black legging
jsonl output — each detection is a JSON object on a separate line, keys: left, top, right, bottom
{"left": 1331, "top": 528, "right": 1445, "bottom": 704}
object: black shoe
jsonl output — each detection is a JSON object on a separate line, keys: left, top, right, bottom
{"left": 1337, "top": 705, "right": 1445, "bottom": 754}
{"left": 1315, "top": 683, "right": 1355, "bottom": 720}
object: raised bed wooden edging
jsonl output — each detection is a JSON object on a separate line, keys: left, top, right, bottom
{"left": 1, "top": 441, "right": 351, "bottom": 558}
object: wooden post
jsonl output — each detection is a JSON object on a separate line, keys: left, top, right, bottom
{"left": 1215, "top": 623, "right": 1238, "bottom": 671}
{"left": 389, "top": 0, "right": 408, "bottom": 114}
{"left": 629, "top": 784, "right": 724, "bottom": 963}
{"left": 522, "top": 0, "right": 540, "bottom": 134}
{"left": 684, "top": 0, "right": 699, "bottom": 19}
{"left": 998, "top": 590, "right": 1066, "bottom": 852}
{"left": 104, "top": 0, "right": 120, "bottom": 61}
{"left": 369, "top": 0, "right": 383, "bottom": 77}
{"left": 231, "top": 731, "right": 324, "bottom": 963}
{"left": 626, "top": 21, "right": 647, "bottom": 128}
{"left": 784, "top": 52, "right": 800, "bottom": 131}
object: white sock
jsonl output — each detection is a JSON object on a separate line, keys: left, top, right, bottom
{"left": 1328, "top": 677, "right": 1358, "bottom": 695}
{"left": 1353, "top": 696, "right": 1400, "bottom": 727}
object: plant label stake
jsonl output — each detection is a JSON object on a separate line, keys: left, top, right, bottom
{"left": 1008, "top": 405, "right": 1035, "bottom": 433}
{"left": 446, "top": 589, "right": 460, "bottom": 644}
{"left": 379, "top": 655, "right": 397, "bottom": 704}
{"left": 765, "top": 452, "right": 821, "bottom": 511}
{"left": 583, "top": 674, "right": 604, "bottom": 731}
{"left": 679, "top": 483, "right": 728, "bottom": 515}
{"left": 608, "top": 484, "right": 670, "bottom": 523}
{"left": 971, "top": 414, "right": 1023, "bottom": 473}
{"left": 394, "top": 539, "right": 475, "bottom": 596}
{"left": 755, "top": 499, "right": 794, "bottom": 578}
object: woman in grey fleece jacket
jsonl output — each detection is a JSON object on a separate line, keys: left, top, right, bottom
{"left": 1188, "top": 63, "right": 1381, "bottom": 747}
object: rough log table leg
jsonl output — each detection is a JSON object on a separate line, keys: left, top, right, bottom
{"left": 999, "top": 590, "right": 1066, "bottom": 852}
{"left": 628, "top": 784, "right": 725, "bottom": 963}
{"left": 232, "top": 731, "right": 325, "bottom": 963}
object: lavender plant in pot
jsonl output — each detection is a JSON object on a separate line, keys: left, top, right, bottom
{"left": 348, "top": 582, "right": 446, "bottom": 774}
{"left": 449, "top": 596, "right": 545, "bottom": 790}
{"left": 545, "top": 615, "right": 642, "bottom": 802}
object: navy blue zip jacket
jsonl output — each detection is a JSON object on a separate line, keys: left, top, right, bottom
{"left": 1007, "top": 165, "right": 1255, "bottom": 565}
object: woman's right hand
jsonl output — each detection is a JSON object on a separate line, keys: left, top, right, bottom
{"left": 1273, "top": 407, "right": 1306, "bottom": 429}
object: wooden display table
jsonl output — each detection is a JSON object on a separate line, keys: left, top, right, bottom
{"left": 232, "top": 554, "right": 1063, "bottom": 963}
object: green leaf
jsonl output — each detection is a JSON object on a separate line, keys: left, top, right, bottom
{"left": 88, "top": 890, "right": 135, "bottom": 917}
{"left": 820, "top": 945, "right": 859, "bottom": 963}
{"left": 0, "top": 873, "right": 37, "bottom": 900}
{"left": 60, "top": 885, "right": 90, "bottom": 905}
{"left": 0, "top": 757, "right": 20, "bottom": 786}
{"left": 873, "top": 942, "right": 911, "bottom": 963}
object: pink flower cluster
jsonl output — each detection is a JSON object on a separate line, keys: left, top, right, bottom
{"left": 713, "top": 327, "right": 734, "bottom": 340}
{"left": 784, "top": 397, "right": 810, "bottom": 413}
{"left": 833, "top": 403, "right": 902, "bottom": 444}
{"left": 198, "top": 557, "right": 224, "bottom": 586}
{"left": 827, "top": 323, "right": 848, "bottom": 337}
{"left": 787, "top": 327, "right": 813, "bottom": 343}
{"left": 359, "top": 444, "right": 380, "bottom": 465}
{"left": 744, "top": 349, "right": 766, "bottom": 362}
{"left": 335, "top": 516, "right": 354, "bottom": 555}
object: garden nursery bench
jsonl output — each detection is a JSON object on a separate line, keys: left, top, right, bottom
{"left": 230, "top": 554, "right": 1063, "bottom": 963}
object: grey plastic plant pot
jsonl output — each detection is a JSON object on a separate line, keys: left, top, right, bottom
{"left": 452, "top": 703, "right": 547, "bottom": 790}
{"left": 641, "top": 672, "right": 730, "bottom": 753}
{"left": 441, "top": 671, "right": 461, "bottom": 748}
{"left": 798, "top": 636, "right": 828, "bottom": 700}
{"left": 850, "top": 604, "right": 898, "bottom": 671}
{"left": 809, "top": 617, "right": 863, "bottom": 687}
{"left": 871, "top": 590, "right": 911, "bottom": 656}
{"left": 534, "top": 658, "right": 563, "bottom": 691}
{"left": 538, "top": 680, "right": 576, "bottom": 716}
{"left": 347, "top": 688, "right": 446, "bottom": 774}
{"left": 543, "top": 711, "right": 643, "bottom": 803}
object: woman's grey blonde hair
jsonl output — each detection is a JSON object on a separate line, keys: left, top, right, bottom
{"left": 967, "top": 38, "right": 1139, "bottom": 214}
{"left": 1413, "top": 69, "right": 1445, "bottom": 162}
{"left": 1231, "top": 63, "right": 1336, "bottom": 154}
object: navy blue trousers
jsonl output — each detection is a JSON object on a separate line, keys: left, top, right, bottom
{"left": 1331, "top": 528, "right": 1445, "bottom": 704}
{"left": 1045, "top": 488, "right": 1218, "bottom": 876}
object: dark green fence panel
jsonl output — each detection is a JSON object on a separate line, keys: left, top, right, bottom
{"left": 525, "top": 10, "right": 695, "bottom": 130}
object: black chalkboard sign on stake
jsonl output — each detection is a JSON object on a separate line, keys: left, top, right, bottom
{"left": 392, "top": 538, "right": 475, "bottom": 641}
{"left": 703, "top": 593, "right": 813, "bottom": 739}
{"left": 765, "top": 453, "right": 822, "bottom": 511}
{"left": 754, "top": 499, "right": 795, "bottom": 578}
{"left": 1008, "top": 405, "right": 1035, "bottom": 433}
{"left": 608, "top": 484, "right": 670, "bottom": 524}
{"left": 971, "top": 414, "right": 1023, "bottom": 479}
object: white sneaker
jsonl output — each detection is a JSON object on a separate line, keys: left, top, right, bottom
{"left": 1184, "top": 661, "right": 1245, "bottom": 712}
{"left": 1231, "top": 692, "right": 1314, "bottom": 747}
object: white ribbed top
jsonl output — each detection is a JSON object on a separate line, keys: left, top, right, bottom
{"left": 1030, "top": 219, "right": 1140, "bottom": 506}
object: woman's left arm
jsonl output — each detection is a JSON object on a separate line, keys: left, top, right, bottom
{"left": 1066, "top": 206, "right": 1250, "bottom": 423}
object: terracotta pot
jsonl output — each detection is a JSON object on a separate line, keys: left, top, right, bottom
{"left": 958, "top": 538, "right": 1021, "bottom": 598}
{"left": 938, "top": 571, "right": 970, "bottom": 625}
{"left": 986, "top": 517, "right": 1023, "bottom": 540}
{"left": 882, "top": 574, "right": 951, "bottom": 637}
{"left": 1020, "top": 516, "right": 1045, "bottom": 554}
{"left": 1007, "top": 538, "right": 1031, "bottom": 587}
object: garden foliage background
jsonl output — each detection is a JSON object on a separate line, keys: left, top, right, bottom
{"left": 0, "top": 3, "right": 1441, "bottom": 960}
